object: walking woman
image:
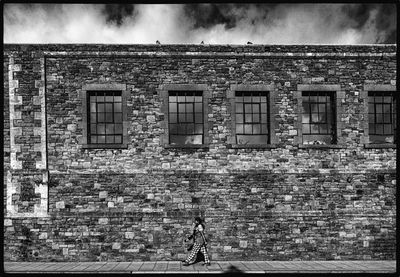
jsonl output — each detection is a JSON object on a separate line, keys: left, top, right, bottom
{"left": 182, "top": 217, "right": 211, "bottom": 266}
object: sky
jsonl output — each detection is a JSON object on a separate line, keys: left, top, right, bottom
{"left": 3, "top": 3, "right": 397, "bottom": 44}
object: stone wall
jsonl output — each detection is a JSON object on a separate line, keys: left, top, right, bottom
{"left": 3, "top": 44, "right": 396, "bottom": 261}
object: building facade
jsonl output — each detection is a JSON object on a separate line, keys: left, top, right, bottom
{"left": 3, "top": 44, "right": 397, "bottom": 261}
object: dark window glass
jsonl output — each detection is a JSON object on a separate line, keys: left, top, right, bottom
{"left": 88, "top": 91, "right": 123, "bottom": 144}
{"left": 368, "top": 91, "right": 396, "bottom": 144}
{"left": 169, "top": 91, "right": 203, "bottom": 145}
{"left": 302, "top": 92, "right": 335, "bottom": 139}
{"left": 235, "top": 91, "right": 269, "bottom": 144}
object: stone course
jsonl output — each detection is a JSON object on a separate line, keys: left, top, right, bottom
{"left": 3, "top": 44, "right": 396, "bottom": 261}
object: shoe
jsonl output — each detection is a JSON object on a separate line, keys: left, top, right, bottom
{"left": 202, "top": 262, "right": 211, "bottom": 266}
{"left": 181, "top": 260, "right": 186, "bottom": 263}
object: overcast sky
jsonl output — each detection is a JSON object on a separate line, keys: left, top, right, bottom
{"left": 4, "top": 3, "right": 397, "bottom": 44}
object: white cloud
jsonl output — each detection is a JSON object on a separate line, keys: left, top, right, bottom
{"left": 3, "top": 4, "right": 395, "bottom": 44}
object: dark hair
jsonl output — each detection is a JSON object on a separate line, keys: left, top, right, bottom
{"left": 195, "top": 217, "right": 205, "bottom": 228}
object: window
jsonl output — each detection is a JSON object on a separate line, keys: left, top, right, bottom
{"left": 88, "top": 91, "right": 123, "bottom": 144}
{"left": 81, "top": 84, "right": 128, "bottom": 149}
{"left": 368, "top": 91, "right": 396, "bottom": 144}
{"left": 159, "top": 84, "right": 209, "bottom": 148}
{"left": 301, "top": 91, "right": 336, "bottom": 144}
{"left": 168, "top": 91, "right": 203, "bottom": 145}
{"left": 228, "top": 84, "right": 277, "bottom": 148}
{"left": 235, "top": 91, "right": 269, "bottom": 144}
{"left": 295, "top": 84, "right": 343, "bottom": 147}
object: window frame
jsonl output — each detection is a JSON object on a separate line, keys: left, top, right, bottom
{"left": 228, "top": 84, "right": 277, "bottom": 148}
{"left": 159, "top": 84, "right": 210, "bottom": 149}
{"left": 81, "top": 84, "right": 129, "bottom": 149}
{"left": 362, "top": 84, "right": 397, "bottom": 149}
{"left": 295, "top": 84, "right": 344, "bottom": 149}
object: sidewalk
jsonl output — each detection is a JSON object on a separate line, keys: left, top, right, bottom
{"left": 4, "top": 260, "right": 396, "bottom": 274}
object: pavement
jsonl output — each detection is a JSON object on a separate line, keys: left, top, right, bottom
{"left": 3, "top": 260, "right": 397, "bottom": 274}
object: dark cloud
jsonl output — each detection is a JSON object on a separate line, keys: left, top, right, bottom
{"left": 102, "top": 4, "right": 136, "bottom": 26}
{"left": 184, "top": 4, "right": 237, "bottom": 29}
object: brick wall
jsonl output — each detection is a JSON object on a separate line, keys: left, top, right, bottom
{"left": 3, "top": 44, "right": 396, "bottom": 261}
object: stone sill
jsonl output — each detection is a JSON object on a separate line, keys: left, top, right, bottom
{"left": 298, "top": 144, "right": 343, "bottom": 149}
{"left": 364, "top": 143, "right": 396, "bottom": 149}
{"left": 231, "top": 144, "right": 277, "bottom": 149}
{"left": 164, "top": 144, "right": 209, "bottom": 150}
{"left": 82, "top": 144, "right": 128, "bottom": 149}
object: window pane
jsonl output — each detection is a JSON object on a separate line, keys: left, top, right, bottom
{"left": 244, "top": 95, "right": 251, "bottom": 102}
{"left": 98, "top": 135, "right": 106, "bottom": 143}
{"left": 318, "top": 104, "right": 326, "bottom": 113}
{"left": 320, "top": 124, "right": 328, "bottom": 134}
{"left": 302, "top": 114, "right": 310, "bottom": 124}
{"left": 383, "top": 104, "right": 391, "bottom": 114}
{"left": 310, "top": 95, "right": 318, "bottom": 102}
{"left": 170, "top": 113, "right": 177, "bottom": 123}
{"left": 311, "top": 113, "right": 319, "bottom": 122}
{"left": 245, "top": 114, "right": 252, "bottom": 123}
{"left": 115, "top": 124, "right": 123, "bottom": 133}
{"left": 90, "top": 136, "right": 97, "bottom": 143}
{"left": 106, "top": 136, "right": 114, "bottom": 144}
{"left": 114, "top": 113, "right": 122, "bottom": 123}
{"left": 303, "top": 103, "right": 310, "bottom": 114}
{"left": 376, "top": 125, "right": 383, "bottom": 134}
{"left": 169, "top": 103, "right": 177, "bottom": 113}
{"left": 252, "top": 114, "right": 260, "bottom": 122}
{"left": 260, "top": 103, "right": 267, "bottom": 113}
{"left": 114, "top": 96, "right": 122, "bottom": 102}
{"left": 376, "top": 105, "right": 382, "bottom": 113}
{"left": 236, "top": 124, "right": 244, "bottom": 134}
{"left": 97, "top": 96, "right": 105, "bottom": 102}
{"left": 195, "top": 124, "right": 203, "bottom": 134}
{"left": 178, "top": 124, "right": 186, "bottom": 134}
{"left": 98, "top": 103, "right": 105, "bottom": 112}
{"left": 261, "top": 113, "right": 268, "bottom": 123}
{"left": 319, "top": 113, "right": 327, "bottom": 123}
{"left": 384, "top": 113, "right": 391, "bottom": 123}
{"left": 106, "top": 124, "right": 114, "bottom": 134}
{"left": 179, "top": 113, "right": 185, "bottom": 123}
{"left": 244, "top": 104, "right": 252, "bottom": 113}
{"left": 253, "top": 124, "right": 261, "bottom": 134}
{"left": 236, "top": 103, "right": 243, "bottom": 113}
{"left": 169, "top": 95, "right": 177, "bottom": 103}
{"left": 90, "top": 103, "right": 96, "bottom": 112}
{"left": 368, "top": 103, "right": 375, "bottom": 113}
{"left": 90, "top": 113, "right": 97, "bottom": 123}
{"left": 368, "top": 113, "right": 375, "bottom": 123}
{"left": 105, "top": 113, "right": 113, "bottom": 123}
{"left": 178, "top": 96, "right": 185, "bottom": 102}
{"left": 384, "top": 124, "right": 392, "bottom": 134}
{"left": 195, "top": 103, "right": 202, "bottom": 113}
{"left": 261, "top": 124, "right": 268, "bottom": 134}
{"left": 186, "top": 95, "right": 194, "bottom": 102}
{"left": 90, "top": 125, "right": 97, "bottom": 134}
{"left": 318, "top": 95, "right": 326, "bottom": 102}
{"left": 260, "top": 96, "right": 267, "bottom": 103}
{"left": 114, "top": 103, "right": 122, "bottom": 112}
{"left": 369, "top": 123, "right": 375, "bottom": 134}
{"left": 195, "top": 113, "right": 203, "bottom": 123}
{"left": 383, "top": 96, "right": 392, "bottom": 103}
{"left": 236, "top": 114, "right": 243, "bottom": 123}
{"left": 186, "top": 113, "right": 193, "bottom": 122}
{"left": 252, "top": 104, "right": 260, "bottom": 113}
{"left": 244, "top": 124, "right": 252, "bottom": 134}
{"left": 302, "top": 124, "right": 310, "bottom": 134}
{"left": 187, "top": 124, "right": 194, "bottom": 134}
{"left": 186, "top": 103, "right": 193, "bottom": 113}
{"left": 376, "top": 114, "right": 383, "bottom": 123}
{"left": 310, "top": 124, "right": 319, "bottom": 134}
{"left": 169, "top": 124, "right": 178, "bottom": 134}
{"left": 194, "top": 96, "right": 202, "bottom": 103}
{"left": 115, "top": 136, "right": 122, "bottom": 144}
{"left": 97, "top": 124, "right": 105, "bottom": 134}
{"left": 90, "top": 96, "right": 96, "bottom": 102}
{"left": 98, "top": 113, "right": 105, "bottom": 122}
{"left": 236, "top": 96, "right": 243, "bottom": 102}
